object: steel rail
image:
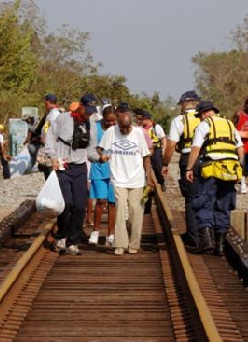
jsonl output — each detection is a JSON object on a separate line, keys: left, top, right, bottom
{"left": 0, "top": 219, "right": 56, "bottom": 304}
{"left": 155, "top": 183, "right": 222, "bottom": 342}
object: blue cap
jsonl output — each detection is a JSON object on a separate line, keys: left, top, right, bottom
{"left": 195, "top": 100, "right": 219, "bottom": 117}
{"left": 80, "top": 93, "right": 97, "bottom": 114}
{"left": 143, "top": 111, "right": 152, "bottom": 119}
{"left": 119, "top": 102, "right": 129, "bottom": 111}
{"left": 44, "top": 93, "right": 57, "bottom": 103}
{"left": 178, "top": 90, "right": 200, "bottom": 104}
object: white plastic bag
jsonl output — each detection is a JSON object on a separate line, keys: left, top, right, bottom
{"left": 36, "top": 170, "right": 65, "bottom": 216}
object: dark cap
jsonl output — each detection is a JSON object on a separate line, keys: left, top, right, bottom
{"left": 80, "top": 93, "right": 97, "bottom": 114}
{"left": 133, "top": 108, "right": 145, "bottom": 116}
{"left": 44, "top": 93, "right": 57, "bottom": 103}
{"left": 178, "top": 90, "right": 200, "bottom": 104}
{"left": 143, "top": 111, "right": 152, "bottom": 119}
{"left": 195, "top": 100, "right": 219, "bottom": 117}
{"left": 119, "top": 102, "right": 129, "bottom": 111}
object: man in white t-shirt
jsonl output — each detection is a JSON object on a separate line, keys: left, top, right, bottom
{"left": 39, "top": 93, "right": 61, "bottom": 179}
{"left": 99, "top": 111, "right": 153, "bottom": 255}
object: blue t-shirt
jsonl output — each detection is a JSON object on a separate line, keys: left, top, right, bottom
{"left": 89, "top": 120, "right": 111, "bottom": 180}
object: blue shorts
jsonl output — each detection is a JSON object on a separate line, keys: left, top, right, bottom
{"left": 89, "top": 179, "right": 115, "bottom": 203}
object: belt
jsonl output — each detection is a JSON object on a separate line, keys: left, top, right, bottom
{"left": 68, "top": 162, "right": 86, "bottom": 167}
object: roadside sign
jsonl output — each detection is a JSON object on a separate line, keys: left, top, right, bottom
{"left": 8, "top": 119, "right": 28, "bottom": 156}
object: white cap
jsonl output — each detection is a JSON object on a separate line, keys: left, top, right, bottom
{"left": 102, "top": 103, "right": 112, "bottom": 111}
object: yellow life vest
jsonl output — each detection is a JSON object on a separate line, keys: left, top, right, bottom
{"left": 201, "top": 116, "right": 237, "bottom": 160}
{"left": 147, "top": 124, "right": 161, "bottom": 148}
{"left": 200, "top": 116, "right": 242, "bottom": 181}
{"left": 177, "top": 110, "right": 200, "bottom": 152}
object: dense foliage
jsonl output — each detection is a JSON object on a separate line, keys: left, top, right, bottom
{"left": 192, "top": 14, "right": 248, "bottom": 118}
{"left": 0, "top": 0, "right": 173, "bottom": 132}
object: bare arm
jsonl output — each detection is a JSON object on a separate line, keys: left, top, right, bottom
{"left": 185, "top": 146, "right": 200, "bottom": 182}
{"left": 162, "top": 139, "right": 177, "bottom": 176}
{"left": 237, "top": 146, "right": 244, "bottom": 166}
{"left": 160, "top": 136, "right": 167, "bottom": 155}
{"left": 143, "top": 155, "right": 154, "bottom": 188}
{"left": 23, "top": 130, "right": 32, "bottom": 145}
{"left": 163, "top": 139, "right": 177, "bottom": 165}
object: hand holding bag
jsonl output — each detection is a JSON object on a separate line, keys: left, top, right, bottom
{"left": 36, "top": 145, "right": 52, "bottom": 167}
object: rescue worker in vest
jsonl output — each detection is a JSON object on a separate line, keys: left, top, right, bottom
{"left": 142, "top": 111, "right": 167, "bottom": 192}
{"left": 185, "top": 100, "right": 244, "bottom": 255}
{"left": 163, "top": 90, "right": 200, "bottom": 250}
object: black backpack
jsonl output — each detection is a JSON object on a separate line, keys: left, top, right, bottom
{"left": 58, "top": 118, "right": 90, "bottom": 150}
{"left": 71, "top": 118, "right": 90, "bottom": 150}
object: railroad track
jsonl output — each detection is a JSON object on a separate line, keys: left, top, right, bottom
{"left": 0, "top": 178, "right": 247, "bottom": 341}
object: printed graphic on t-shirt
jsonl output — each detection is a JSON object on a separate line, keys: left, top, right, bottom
{"left": 113, "top": 139, "right": 138, "bottom": 155}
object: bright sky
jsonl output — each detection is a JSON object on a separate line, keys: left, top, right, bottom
{"left": 34, "top": 0, "right": 247, "bottom": 101}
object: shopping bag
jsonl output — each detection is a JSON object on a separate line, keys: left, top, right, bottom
{"left": 36, "top": 170, "right": 65, "bottom": 216}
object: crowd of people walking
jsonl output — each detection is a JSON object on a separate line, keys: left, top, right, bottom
{"left": 2, "top": 89, "right": 246, "bottom": 258}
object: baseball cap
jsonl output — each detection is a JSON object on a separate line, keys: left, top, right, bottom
{"left": 80, "top": 94, "right": 97, "bottom": 114}
{"left": 119, "top": 102, "right": 129, "bottom": 111}
{"left": 178, "top": 90, "right": 200, "bottom": 104}
{"left": 143, "top": 111, "right": 152, "bottom": 119}
{"left": 195, "top": 100, "right": 219, "bottom": 117}
{"left": 44, "top": 93, "right": 57, "bottom": 103}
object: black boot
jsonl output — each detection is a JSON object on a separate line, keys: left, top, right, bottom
{"left": 199, "top": 227, "right": 214, "bottom": 253}
{"left": 213, "top": 232, "right": 227, "bottom": 256}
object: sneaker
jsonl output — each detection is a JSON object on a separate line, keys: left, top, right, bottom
{"left": 105, "top": 234, "right": 115, "bottom": 246}
{"left": 128, "top": 248, "right": 138, "bottom": 254}
{"left": 241, "top": 184, "right": 247, "bottom": 194}
{"left": 53, "top": 238, "right": 66, "bottom": 252}
{"left": 88, "top": 230, "right": 100, "bottom": 245}
{"left": 66, "top": 245, "right": 81, "bottom": 255}
{"left": 115, "top": 248, "right": 124, "bottom": 255}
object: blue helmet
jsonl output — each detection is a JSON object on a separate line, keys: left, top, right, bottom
{"left": 178, "top": 90, "right": 200, "bottom": 104}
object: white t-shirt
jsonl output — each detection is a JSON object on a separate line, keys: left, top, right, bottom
{"left": 0, "top": 133, "right": 3, "bottom": 145}
{"left": 99, "top": 125, "right": 150, "bottom": 188}
{"left": 154, "top": 124, "right": 166, "bottom": 139}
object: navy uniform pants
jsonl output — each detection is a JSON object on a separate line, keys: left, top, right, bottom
{"left": 179, "top": 154, "right": 200, "bottom": 245}
{"left": 151, "top": 147, "right": 165, "bottom": 185}
{"left": 192, "top": 177, "right": 236, "bottom": 233}
{"left": 56, "top": 163, "right": 88, "bottom": 245}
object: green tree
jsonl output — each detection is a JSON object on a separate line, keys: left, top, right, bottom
{"left": 0, "top": 0, "right": 39, "bottom": 120}
{"left": 192, "top": 14, "right": 248, "bottom": 117}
